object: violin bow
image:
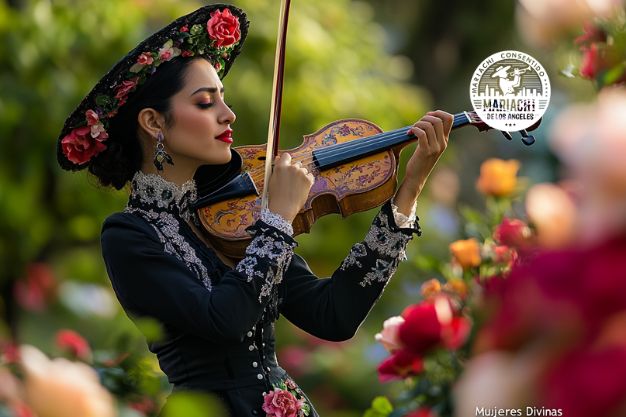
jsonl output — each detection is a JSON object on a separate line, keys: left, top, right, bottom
{"left": 260, "top": 0, "right": 292, "bottom": 211}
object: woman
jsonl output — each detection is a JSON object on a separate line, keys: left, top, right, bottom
{"left": 56, "top": 4, "right": 452, "bottom": 416}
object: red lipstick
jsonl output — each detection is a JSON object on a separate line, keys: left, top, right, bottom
{"left": 215, "top": 129, "right": 233, "bottom": 144}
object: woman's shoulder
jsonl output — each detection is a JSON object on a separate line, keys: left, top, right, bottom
{"left": 101, "top": 210, "right": 157, "bottom": 245}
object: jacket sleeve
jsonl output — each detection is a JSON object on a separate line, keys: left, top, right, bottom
{"left": 279, "top": 201, "right": 421, "bottom": 342}
{"left": 101, "top": 212, "right": 296, "bottom": 344}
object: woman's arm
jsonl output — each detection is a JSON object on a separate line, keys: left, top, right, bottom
{"left": 101, "top": 212, "right": 296, "bottom": 343}
{"left": 279, "top": 200, "right": 420, "bottom": 341}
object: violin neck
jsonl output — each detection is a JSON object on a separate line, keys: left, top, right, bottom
{"left": 312, "top": 112, "right": 473, "bottom": 171}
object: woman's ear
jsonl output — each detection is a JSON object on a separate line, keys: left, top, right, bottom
{"left": 137, "top": 108, "right": 166, "bottom": 139}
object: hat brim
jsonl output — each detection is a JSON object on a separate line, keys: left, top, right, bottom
{"left": 57, "top": 3, "right": 249, "bottom": 171}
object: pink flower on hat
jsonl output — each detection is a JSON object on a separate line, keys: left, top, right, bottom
{"left": 207, "top": 8, "right": 241, "bottom": 48}
{"left": 61, "top": 126, "right": 107, "bottom": 165}
{"left": 114, "top": 78, "right": 139, "bottom": 101}
{"left": 262, "top": 388, "right": 304, "bottom": 417}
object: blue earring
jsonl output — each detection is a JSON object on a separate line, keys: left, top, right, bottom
{"left": 153, "top": 131, "right": 174, "bottom": 171}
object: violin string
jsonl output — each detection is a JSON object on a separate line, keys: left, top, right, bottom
{"left": 246, "top": 114, "right": 469, "bottom": 183}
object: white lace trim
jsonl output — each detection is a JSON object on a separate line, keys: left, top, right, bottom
{"left": 261, "top": 208, "right": 294, "bottom": 236}
{"left": 129, "top": 171, "right": 197, "bottom": 218}
{"left": 391, "top": 199, "right": 417, "bottom": 229}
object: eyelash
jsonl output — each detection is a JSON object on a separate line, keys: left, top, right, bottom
{"left": 196, "top": 102, "right": 233, "bottom": 110}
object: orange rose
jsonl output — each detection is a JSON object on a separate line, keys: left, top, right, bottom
{"left": 420, "top": 279, "right": 442, "bottom": 299}
{"left": 476, "top": 159, "right": 520, "bottom": 197}
{"left": 450, "top": 238, "right": 482, "bottom": 269}
{"left": 443, "top": 278, "right": 469, "bottom": 299}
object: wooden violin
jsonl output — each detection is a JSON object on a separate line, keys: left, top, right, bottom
{"left": 191, "top": 111, "right": 540, "bottom": 259}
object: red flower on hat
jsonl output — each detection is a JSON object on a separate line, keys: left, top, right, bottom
{"left": 207, "top": 8, "right": 241, "bottom": 48}
{"left": 114, "top": 78, "right": 139, "bottom": 101}
{"left": 61, "top": 126, "right": 107, "bottom": 165}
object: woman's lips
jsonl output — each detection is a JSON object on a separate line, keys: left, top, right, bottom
{"left": 215, "top": 129, "right": 233, "bottom": 143}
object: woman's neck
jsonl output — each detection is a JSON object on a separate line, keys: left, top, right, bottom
{"left": 139, "top": 161, "right": 199, "bottom": 187}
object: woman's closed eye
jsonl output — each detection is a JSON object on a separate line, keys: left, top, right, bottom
{"left": 196, "top": 102, "right": 213, "bottom": 109}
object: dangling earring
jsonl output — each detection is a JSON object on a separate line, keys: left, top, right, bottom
{"left": 153, "top": 131, "right": 174, "bottom": 171}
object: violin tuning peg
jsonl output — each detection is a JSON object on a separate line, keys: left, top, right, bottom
{"left": 501, "top": 131, "right": 513, "bottom": 141}
{"left": 519, "top": 129, "right": 536, "bottom": 146}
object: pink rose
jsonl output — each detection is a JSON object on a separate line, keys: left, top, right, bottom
{"left": 136, "top": 52, "right": 154, "bottom": 66}
{"left": 377, "top": 348, "right": 424, "bottom": 382}
{"left": 375, "top": 316, "right": 405, "bottom": 353}
{"left": 207, "top": 8, "right": 241, "bottom": 48}
{"left": 579, "top": 44, "right": 604, "bottom": 79}
{"left": 61, "top": 126, "right": 107, "bottom": 165}
{"left": 114, "top": 78, "right": 138, "bottom": 100}
{"left": 262, "top": 388, "right": 302, "bottom": 417}
{"left": 85, "top": 109, "right": 99, "bottom": 126}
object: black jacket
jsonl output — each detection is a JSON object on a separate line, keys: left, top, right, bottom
{"left": 101, "top": 172, "right": 420, "bottom": 416}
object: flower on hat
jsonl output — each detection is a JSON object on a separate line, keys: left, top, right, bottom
{"left": 59, "top": 6, "right": 245, "bottom": 168}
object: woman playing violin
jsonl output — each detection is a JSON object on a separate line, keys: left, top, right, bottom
{"left": 56, "top": 4, "right": 451, "bottom": 416}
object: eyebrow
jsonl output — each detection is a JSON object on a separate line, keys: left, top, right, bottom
{"left": 191, "top": 87, "right": 225, "bottom": 96}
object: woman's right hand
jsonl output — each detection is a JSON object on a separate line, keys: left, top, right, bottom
{"left": 267, "top": 153, "right": 315, "bottom": 223}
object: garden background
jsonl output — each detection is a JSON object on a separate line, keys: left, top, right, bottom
{"left": 1, "top": 0, "right": 623, "bottom": 416}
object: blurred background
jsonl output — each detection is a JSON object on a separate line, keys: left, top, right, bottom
{"left": 0, "top": 0, "right": 621, "bottom": 416}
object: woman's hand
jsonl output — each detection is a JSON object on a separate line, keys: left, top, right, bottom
{"left": 267, "top": 153, "right": 315, "bottom": 223}
{"left": 394, "top": 110, "right": 453, "bottom": 215}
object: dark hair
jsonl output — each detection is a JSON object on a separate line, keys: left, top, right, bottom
{"left": 88, "top": 57, "right": 203, "bottom": 190}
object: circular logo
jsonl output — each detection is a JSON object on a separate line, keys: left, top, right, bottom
{"left": 469, "top": 50, "right": 550, "bottom": 131}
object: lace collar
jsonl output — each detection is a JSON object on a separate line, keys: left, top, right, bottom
{"left": 127, "top": 171, "right": 198, "bottom": 221}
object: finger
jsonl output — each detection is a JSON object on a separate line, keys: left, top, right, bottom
{"left": 276, "top": 152, "right": 291, "bottom": 167}
{"left": 428, "top": 110, "right": 454, "bottom": 136}
{"left": 416, "top": 120, "right": 438, "bottom": 153}
{"left": 422, "top": 115, "right": 445, "bottom": 149}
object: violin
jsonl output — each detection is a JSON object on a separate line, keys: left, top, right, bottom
{"left": 191, "top": 111, "right": 540, "bottom": 259}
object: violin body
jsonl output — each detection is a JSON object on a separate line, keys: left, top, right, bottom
{"left": 197, "top": 119, "right": 401, "bottom": 258}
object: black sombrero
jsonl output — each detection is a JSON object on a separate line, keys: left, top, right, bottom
{"left": 56, "top": 3, "right": 249, "bottom": 171}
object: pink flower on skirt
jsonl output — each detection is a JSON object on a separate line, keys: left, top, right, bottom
{"left": 262, "top": 388, "right": 303, "bottom": 417}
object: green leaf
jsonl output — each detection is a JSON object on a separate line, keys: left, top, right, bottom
{"left": 363, "top": 396, "right": 393, "bottom": 417}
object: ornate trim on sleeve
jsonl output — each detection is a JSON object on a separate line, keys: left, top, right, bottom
{"left": 340, "top": 204, "right": 415, "bottom": 287}
{"left": 260, "top": 208, "right": 294, "bottom": 236}
{"left": 391, "top": 200, "right": 417, "bottom": 229}
{"left": 235, "top": 221, "right": 297, "bottom": 304}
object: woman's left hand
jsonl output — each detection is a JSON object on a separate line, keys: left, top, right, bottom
{"left": 394, "top": 110, "right": 453, "bottom": 215}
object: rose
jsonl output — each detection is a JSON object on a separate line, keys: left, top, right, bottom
{"left": 579, "top": 43, "right": 604, "bottom": 79}
{"left": 494, "top": 218, "right": 531, "bottom": 248}
{"left": 206, "top": 8, "right": 241, "bottom": 48}
{"left": 262, "top": 388, "right": 302, "bottom": 417}
{"left": 375, "top": 316, "right": 406, "bottom": 353}
{"left": 85, "top": 109, "right": 99, "bottom": 126}
{"left": 136, "top": 52, "right": 154, "bottom": 66}
{"left": 420, "top": 278, "right": 442, "bottom": 299}
{"left": 14, "top": 263, "right": 56, "bottom": 312}
{"left": 377, "top": 348, "right": 424, "bottom": 382}
{"left": 476, "top": 159, "right": 520, "bottom": 197}
{"left": 405, "top": 408, "right": 437, "bottom": 417}
{"left": 114, "top": 78, "right": 138, "bottom": 101}
{"left": 61, "top": 126, "right": 107, "bottom": 165}
{"left": 525, "top": 183, "right": 577, "bottom": 248}
{"left": 449, "top": 238, "right": 481, "bottom": 269}
{"left": 55, "top": 330, "right": 91, "bottom": 361}
{"left": 19, "top": 345, "right": 116, "bottom": 417}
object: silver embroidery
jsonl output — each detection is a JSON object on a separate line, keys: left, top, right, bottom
{"left": 340, "top": 209, "right": 413, "bottom": 287}
{"left": 391, "top": 200, "right": 417, "bottom": 229}
{"left": 125, "top": 172, "right": 211, "bottom": 291}
{"left": 235, "top": 230, "right": 297, "bottom": 303}
{"left": 125, "top": 207, "right": 212, "bottom": 291}
{"left": 260, "top": 208, "right": 294, "bottom": 236}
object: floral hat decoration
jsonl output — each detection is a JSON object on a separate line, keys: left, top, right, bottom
{"left": 56, "top": 3, "right": 248, "bottom": 170}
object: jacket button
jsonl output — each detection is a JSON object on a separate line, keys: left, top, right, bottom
{"left": 248, "top": 344, "right": 255, "bottom": 351}
{"left": 252, "top": 362, "right": 258, "bottom": 368}
{"left": 247, "top": 331, "right": 253, "bottom": 337}
{"left": 266, "top": 366, "right": 271, "bottom": 372}
{"left": 257, "top": 373, "right": 263, "bottom": 380}
{"left": 252, "top": 410, "right": 259, "bottom": 415}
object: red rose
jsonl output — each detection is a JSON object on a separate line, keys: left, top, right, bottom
{"left": 114, "top": 78, "right": 138, "bottom": 101}
{"left": 377, "top": 348, "right": 424, "bottom": 382}
{"left": 61, "top": 126, "right": 107, "bottom": 165}
{"left": 55, "top": 329, "right": 91, "bottom": 360}
{"left": 575, "top": 22, "right": 607, "bottom": 48}
{"left": 494, "top": 217, "right": 531, "bottom": 248}
{"left": 262, "top": 388, "right": 303, "bottom": 417}
{"left": 14, "top": 263, "right": 57, "bottom": 312}
{"left": 207, "top": 8, "right": 241, "bottom": 48}
{"left": 405, "top": 408, "right": 437, "bottom": 417}
{"left": 580, "top": 44, "right": 605, "bottom": 80}
{"left": 85, "top": 109, "right": 99, "bottom": 126}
